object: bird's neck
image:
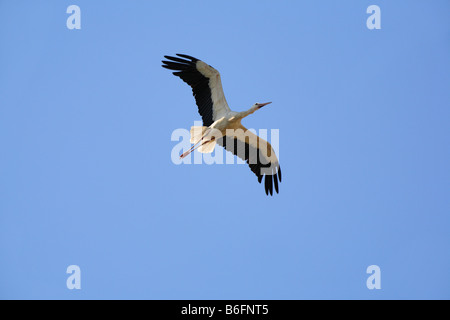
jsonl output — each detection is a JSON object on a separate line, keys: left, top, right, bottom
{"left": 236, "top": 105, "right": 259, "bottom": 120}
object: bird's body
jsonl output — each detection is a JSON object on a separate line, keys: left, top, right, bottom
{"left": 162, "top": 54, "right": 281, "bottom": 195}
{"left": 209, "top": 113, "right": 241, "bottom": 133}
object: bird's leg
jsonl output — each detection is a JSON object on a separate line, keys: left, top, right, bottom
{"left": 180, "top": 140, "right": 202, "bottom": 159}
{"left": 180, "top": 128, "right": 213, "bottom": 159}
{"left": 180, "top": 137, "right": 216, "bottom": 159}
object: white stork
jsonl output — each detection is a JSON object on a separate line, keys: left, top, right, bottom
{"left": 162, "top": 54, "right": 281, "bottom": 195}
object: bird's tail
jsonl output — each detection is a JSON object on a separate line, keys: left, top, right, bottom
{"left": 198, "top": 139, "right": 216, "bottom": 153}
{"left": 189, "top": 126, "right": 217, "bottom": 154}
{"left": 190, "top": 126, "right": 209, "bottom": 144}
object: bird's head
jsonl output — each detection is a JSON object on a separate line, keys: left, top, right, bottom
{"left": 253, "top": 102, "right": 272, "bottom": 109}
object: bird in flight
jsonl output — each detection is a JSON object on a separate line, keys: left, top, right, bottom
{"left": 162, "top": 54, "right": 281, "bottom": 195}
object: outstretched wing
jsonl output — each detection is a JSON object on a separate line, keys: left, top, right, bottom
{"left": 217, "top": 124, "right": 282, "bottom": 196}
{"left": 162, "top": 54, "right": 231, "bottom": 126}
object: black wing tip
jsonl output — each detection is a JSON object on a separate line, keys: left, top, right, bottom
{"left": 162, "top": 55, "right": 201, "bottom": 72}
{"left": 264, "top": 167, "right": 281, "bottom": 196}
{"left": 176, "top": 53, "right": 199, "bottom": 61}
{"left": 274, "top": 173, "right": 279, "bottom": 194}
{"left": 264, "top": 175, "right": 273, "bottom": 196}
{"left": 163, "top": 54, "right": 199, "bottom": 63}
{"left": 164, "top": 55, "right": 185, "bottom": 60}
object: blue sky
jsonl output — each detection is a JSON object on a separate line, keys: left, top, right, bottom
{"left": 0, "top": 0, "right": 449, "bottom": 299}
